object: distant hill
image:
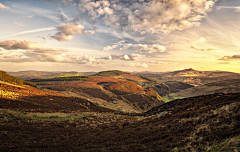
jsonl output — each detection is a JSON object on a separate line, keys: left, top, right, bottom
{"left": 8, "top": 70, "right": 97, "bottom": 80}
{"left": 29, "top": 76, "right": 91, "bottom": 82}
{"left": 144, "top": 68, "right": 240, "bottom": 86}
{"left": 176, "top": 79, "right": 240, "bottom": 98}
{"left": 93, "top": 70, "right": 130, "bottom": 77}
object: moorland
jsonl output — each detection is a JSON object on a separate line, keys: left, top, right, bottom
{"left": 1, "top": 69, "right": 240, "bottom": 152}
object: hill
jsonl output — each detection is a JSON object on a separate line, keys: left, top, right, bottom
{"left": 8, "top": 71, "right": 97, "bottom": 80}
{"left": 26, "top": 70, "right": 168, "bottom": 112}
{"left": 155, "top": 68, "right": 240, "bottom": 86}
{"left": 1, "top": 93, "right": 239, "bottom": 151}
{"left": 0, "top": 70, "right": 37, "bottom": 87}
{"left": 93, "top": 70, "right": 130, "bottom": 77}
{"left": 175, "top": 79, "right": 240, "bottom": 98}
{"left": 46, "top": 75, "right": 165, "bottom": 113}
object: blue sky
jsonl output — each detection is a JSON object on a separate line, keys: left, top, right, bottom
{"left": 0, "top": 0, "right": 240, "bottom": 72}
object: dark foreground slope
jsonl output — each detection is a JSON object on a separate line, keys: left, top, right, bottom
{"left": 1, "top": 93, "right": 240, "bottom": 152}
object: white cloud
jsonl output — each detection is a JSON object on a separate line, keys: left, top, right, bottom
{"left": 76, "top": 0, "right": 217, "bottom": 34}
{"left": 216, "top": 6, "right": 240, "bottom": 12}
{"left": 27, "top": 15, "right": 34, "bottom": 18}
{"left": 1, "top": 27, "right": 56, "bottom": 39}
{"left": 190, "top": 37, "right": 217, "bottom": 51}
{"left": 51, "top": 23, "right": 95, "bottom": 42}
{"left": 101, "top": 53, "right": 145, "bottom": 61}
{"left": 0, "top": 40, "right": 64, "bottom": 52}
{"left": 102, "top": 45, "right": 118, "bottom": 51}
{"left": 0, "top": 40, "right": 103, "bottom": 66}
{"left": 102, "top": 42, "right": 166, "bottom": 53}
{"left": 11, "top": 5, "right": 17, "bottom": 8}
{"left": 0, "top": 3, "right": 10, "bottom": 10}
{"left": 14, "top": 22, "right": 24, "bottom": 26}
{"left": 132, "top": 44, "right": 166, "bottom": 53}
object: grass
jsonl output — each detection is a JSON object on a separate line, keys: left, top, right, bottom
{"left": 207, "top": 135, "right": 240, "bottom": 152}
{"left": 162, "top": 94, "right": 185, "bottom": 103}
{"left": 162, "top": 95, "right": 172, "bottom": 103}
{"left": 0, "top": 109, "right": 90, "bottom": 120}
{"left": 92, "top": 102, "right": 135, "bottom": 113}
{"left": 0, "top": 80, "right": 25, "bottom": 88}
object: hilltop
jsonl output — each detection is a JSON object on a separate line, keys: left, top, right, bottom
{"left": 93, "top": 70, "right": 130, "bottom": 77}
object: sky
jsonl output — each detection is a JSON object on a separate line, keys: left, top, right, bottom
{"left": 0, "top": 0, "right": 240, "bottom": 72}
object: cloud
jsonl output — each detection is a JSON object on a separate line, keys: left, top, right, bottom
{"left": 0, "top": 40, "right": 64, "bottom": 52}
{"left": 0, "top": 3, "right": 10, "bottom": 10}
{"left": 190, "top": 37, "right": 206, "bottom": 43}
{"left": 51, "top": 23, "right": 95, "bottom": 42}
{"left": 101, "top": 53, "right": 145, "bottom": 61}
{"left": 216, "top": 6, "right": 240, "bottom": 12}
{"left": 190, "top": 37, "right": 217, "bottom": 51}
{"left": 219, "top": 55, "right": 240, "bottom": 61}
{"left": 190, "top": 45, "right": 217, "bottom": 51}
{"left": 218, "top": 62, "right": 230, "bottom": 64}
{"left": 0, "top": 40, "right": 103, "bottom": 66}
{"left": 102, "top": 45, "right": 118, "bottom": 51}
{"left": 76, "top": 0, "right": 217, "bottom": 34}
{"left": 131, "top": 44, "right": 166, "bottom": 53}
{"left": 127, "top": 62, "right": 148, "bottom": 68}
{"left": 1, "top": 27, "right": 56, "bottom": 39}
{"left": 11, "top": 5, "right": 17, "bottom": 8}
{"left": 14, "top": 22, "right": 24, "bottom": 26}
{"left": 102, "top": 41, "right": 166, "bottom": 53}
{"left": 27, "top": 15, "right": 34, "bottom": 18}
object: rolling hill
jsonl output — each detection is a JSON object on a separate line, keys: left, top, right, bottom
{"left": 142, "top": 68, "right": 240, "bottom": 87}
{"left": 8, "top": 70, "right": 97, "bottom": 80}
{"left": 29, "top": 70, "right": 167, "bottom": 113}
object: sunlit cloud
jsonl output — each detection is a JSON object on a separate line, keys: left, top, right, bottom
{"left": 27, "top": 15, "right": 34, "bottom": 18}
{"left": 14, "top": 22, "right": 24, "bottom": 26}
{"left": 219, "top": 55, "right": 240, "bottom": 61}
{"left": 102, "top": 42, "right": 166, "bottom": 54}
{"left": 0, "top": 40, "right": 104, "bottom": 66}
{"left": 51, "top": 23, "right": 95, "bottom": 42}
{"left": 101, "top": 54, "right": 145, "bottom": 61}
{"left": 0, "top": 3, "right": 10, "bottom": 10}
{"left": 76, "top": 0, "right": 217, "bottom": 34}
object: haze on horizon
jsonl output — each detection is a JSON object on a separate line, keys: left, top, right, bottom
{"left": 0, "top": 0, "right": 240, "bottom": 73}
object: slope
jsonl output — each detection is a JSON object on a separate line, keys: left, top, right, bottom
{"left": 35, "top": 72, "right": 165, "bottom": 113}
{"left": 1, "top": 93, "right": 239, "bottom": 152}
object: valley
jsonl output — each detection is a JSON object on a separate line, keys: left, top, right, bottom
{"left": 0, "top": 69, "right": 240, "bottom": 152}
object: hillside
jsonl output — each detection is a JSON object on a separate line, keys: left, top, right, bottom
{"left": 8, "top": 71, "right": 97, "bottom": 80}
{"left": 93, "top": 70, "right": 130, "bottom": 77}
{"left": 1, "top": 93, "right": 239, "bottom": 151}
{"left": 23, "top": 70, "right": 167, "bottom": 112}
{"left": 0, "top": 71, "right": 37, "bottom": 87}
{"left": 145, "top": 68, "right": 240, "bottom": 86}
{"left": 46, "top": 75, "right": 165, "bottom": 113}
{"left": 175, "top": 79, "right": 240, "bottom": 98}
